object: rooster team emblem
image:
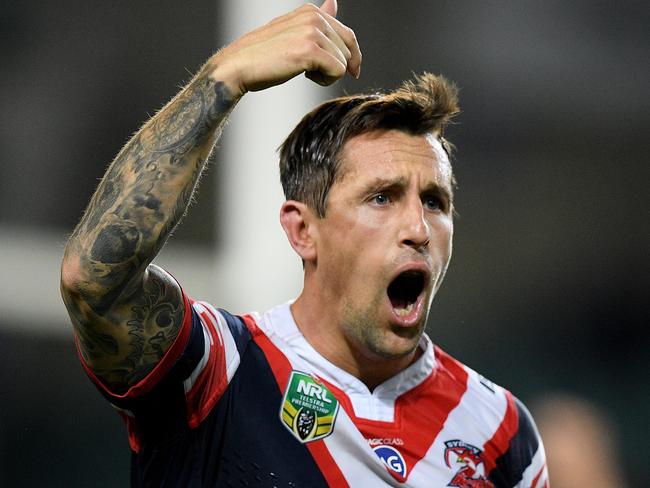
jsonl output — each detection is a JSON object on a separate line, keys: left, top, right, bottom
{"left": 444, "top": 440, "right": 494, "bottom": 488}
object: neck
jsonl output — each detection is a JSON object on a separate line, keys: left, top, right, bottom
{"left": 290, "top": 289, "right": 422, "bottom": 391}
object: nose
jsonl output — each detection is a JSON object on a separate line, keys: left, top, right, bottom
{"left": 399, "top": 197, "right": 430, "bottom": 249}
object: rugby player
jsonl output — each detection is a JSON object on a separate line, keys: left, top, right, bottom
{"left": 60, "top": 1, "right": 549, "bottom": 486}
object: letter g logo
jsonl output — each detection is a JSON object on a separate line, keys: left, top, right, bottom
{"left": 373, "top": 445, "right": 407, "bottom": 477}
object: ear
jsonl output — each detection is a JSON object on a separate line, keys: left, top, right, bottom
{"left": 280, "top": 200, "right": 318, "bottom": 263}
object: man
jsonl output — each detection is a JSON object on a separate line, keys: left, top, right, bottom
{"left": 60, "top": 1, "right": 549, "bottom": 486}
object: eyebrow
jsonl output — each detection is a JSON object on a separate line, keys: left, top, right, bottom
{"left": 361, "top": 176, "right": 454, "bottom": 203}
{"left": 361, "top": 176, "right": 408, "bottom": 194}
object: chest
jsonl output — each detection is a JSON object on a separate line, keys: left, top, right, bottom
{"left": 202, "top": 341, "right": 499, "bottom": 487}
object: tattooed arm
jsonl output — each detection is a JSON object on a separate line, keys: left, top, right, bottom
{"left": 60, "top": 0, "right": 361, "bottom": 392}
{"left": 60, "top": 67, "right": 235, "bottom": 390}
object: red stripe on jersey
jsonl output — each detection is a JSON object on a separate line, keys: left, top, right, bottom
{"left": 241, "top": 315, "right": 350, "bottom": 488}
{"left": 240, "top": 315, "right": 292, "bottom": 391}
{"left": 317, "top": 345, "right": 469, "bottom": 483}
{"left": 530, "top": 462, "right": 547, "bottom": 488}
{"left": 116, "top": 411, "right": 141, "bottom": 453}
{"left": 75, "top": 291, "right": 193, "bottom": 400}
{"left": 184, "top": 305, "right": 229, "bottom": 429}
{"left": 482, "top": 390, "right": 519, "bottom": 473}
{"left": 305, "top": 441, "right": 351, "bottom": 488}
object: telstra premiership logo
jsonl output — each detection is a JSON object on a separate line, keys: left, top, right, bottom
{"left": 280, "top": 371, "right": 340, "bottom": 443}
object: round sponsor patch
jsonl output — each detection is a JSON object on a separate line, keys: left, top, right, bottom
{"left": 373, "top": 444, "right": 407, "bottom": 477}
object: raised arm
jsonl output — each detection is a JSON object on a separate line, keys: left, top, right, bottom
{"left": 60, "top": 0, "right": 361, "bottom": 392}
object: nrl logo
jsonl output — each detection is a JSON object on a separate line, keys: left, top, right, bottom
{"left": 280, "top": 371, "right": 340, "bottom": 443}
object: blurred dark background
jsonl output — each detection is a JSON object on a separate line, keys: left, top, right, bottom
{"left": 1, "top": 0, "right": 647, "bottom": 486}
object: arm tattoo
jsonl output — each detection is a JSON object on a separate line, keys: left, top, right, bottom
{"left": 70, "top": 267, "right": 184, "bottom": 389}
{"left": 122, "top": 271, "right": 182, "bottom": 385}
{"left": 63, "top": 65, "right": 235, "bottom": 388}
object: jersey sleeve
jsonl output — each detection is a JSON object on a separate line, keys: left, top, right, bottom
{"left": 488, "top": 396, "right": 550, "bottom": 488}
{"left": 75, "top": 290, "right": 252, "bottom": 452}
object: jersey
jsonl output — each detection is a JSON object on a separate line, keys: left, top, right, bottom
{"left": 78, "top": 292, "right": 549, "bottom": 487}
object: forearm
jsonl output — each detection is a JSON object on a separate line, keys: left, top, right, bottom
{"left": 63, "top": 61, "right": 236, "bottom": 311}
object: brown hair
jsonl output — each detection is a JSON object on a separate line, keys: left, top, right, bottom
{"left": 279, "top": 72, "right": 460, "bottom": 217}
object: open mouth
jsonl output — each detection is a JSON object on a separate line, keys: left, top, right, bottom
{"left": 387, "top": 270, "right": 426, "bottom": 317}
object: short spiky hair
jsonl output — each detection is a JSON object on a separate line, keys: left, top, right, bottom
{"left": 279, "top": 72, "right": 460, "bottom": 217}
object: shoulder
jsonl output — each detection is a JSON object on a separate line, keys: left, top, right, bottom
{"left": 433, "top": 345, "right": 507, "bottom": 412}
{"left": 190, "top": 300, "right": 258, "bottom": 368}
{"left": 433, "top": 346, "right": 548, "bottom": 487}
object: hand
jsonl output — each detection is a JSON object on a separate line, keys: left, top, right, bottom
{"left": 207, "top": 0, "right": 362, "bottom": 98}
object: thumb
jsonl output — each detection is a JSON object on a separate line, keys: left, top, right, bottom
{"left": 320, "top": 0, "right": 338, "bottom": 18}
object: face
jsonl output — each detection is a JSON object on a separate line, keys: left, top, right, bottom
{"left": 313, "top": 129, "right": 454, "bottom": 362}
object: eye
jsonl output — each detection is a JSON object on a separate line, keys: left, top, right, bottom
{"left": 423, "top": 196, "right": 443, "bottom": 211}
{"left": 372, "top": 193, "right": 391, "bottom": 206}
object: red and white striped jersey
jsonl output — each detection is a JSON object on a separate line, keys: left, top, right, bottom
{"left": 79, "top": 293, "right": 549, "bottom": 487}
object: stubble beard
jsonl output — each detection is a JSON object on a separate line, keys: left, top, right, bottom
{"left": 340, "top": 292, "right": 428, "bottom": 362}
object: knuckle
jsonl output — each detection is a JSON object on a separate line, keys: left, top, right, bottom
{"left": 304, "top": 11, "right": 326, "bottom": 29}
{"left": 346, "top": 27, "right": 358, "bottom": 46}
{"left": 301, "top": 25, "right": 322, "bottom": 42}
{"left": 300, "top": 3, "right": 319, "bottom": 13}
{"left": 299, "top": 40, "right": 321, "bottom": 59}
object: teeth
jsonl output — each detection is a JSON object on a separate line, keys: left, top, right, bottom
{"left": 394, "top": 301, "right": 415, "bottom": 316}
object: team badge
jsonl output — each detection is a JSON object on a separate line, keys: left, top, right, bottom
{"left": 373, "top": 444, "right": 407, "bottom": 478}
{"left": 280, "top": 371, "right": 339, "bottom": 443}
{"left": 444, "top": 440, "right": 494, "bottom": 487}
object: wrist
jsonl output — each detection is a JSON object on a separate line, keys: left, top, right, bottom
{"left": 203, "top": 51, "right": 247, "bottom": 101}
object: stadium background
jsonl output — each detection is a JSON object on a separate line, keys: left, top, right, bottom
{"left": 1, "top": 1, "right": 647, "bottom": 485}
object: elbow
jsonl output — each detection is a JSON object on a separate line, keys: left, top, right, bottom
{"left": 60, "top": 251, "right": 82, "bottom": 297}
{"left": 60, "top": 251, "right": 91, "bottom": 315}
{"left": 60, "top": 255, "right": 87, "bottom": 327}
{"left": 60, "top": 249, "right": 105, "bottom": 315}
{"left": 60, "top": 247, "right": 139, "bottom": 317}
{"left": 60, "top": 259, "right": 109, "bottom": 318}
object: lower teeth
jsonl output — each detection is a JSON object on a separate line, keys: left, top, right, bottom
{"left": 395, "top": 302, "right": 415, "bottom": 316}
